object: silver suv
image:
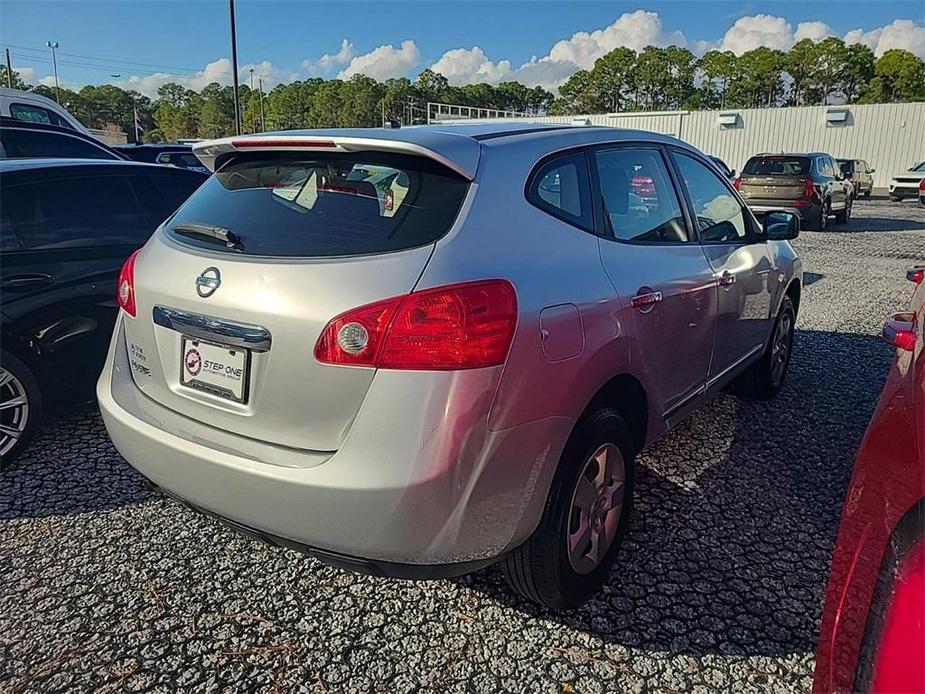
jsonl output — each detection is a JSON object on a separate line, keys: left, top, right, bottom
{"left": 98, "top": 124, "right": 802, "bottom": 608}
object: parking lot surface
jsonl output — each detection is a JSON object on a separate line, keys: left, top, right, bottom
{"left": 2, "top": 198, "right": 924, "bottom": 693}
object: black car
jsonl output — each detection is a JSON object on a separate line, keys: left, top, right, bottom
{"left": 0, "top": 159, "right": 206, "bottom": 463}
{"left": 114, "top": 143, "right": 190, "bottom": 163}
{"left": 0, "top": 116, "right": 127, "bottom": 161}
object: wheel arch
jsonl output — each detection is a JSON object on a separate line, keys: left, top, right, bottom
{"left": 581, "top": 372, "right": 649, "bottom": 454}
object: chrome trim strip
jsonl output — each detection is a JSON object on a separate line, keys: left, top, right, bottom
{"left": 152, "top": 306, "right": 272, "bottom": 352}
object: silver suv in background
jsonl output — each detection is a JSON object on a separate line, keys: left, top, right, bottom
{"left": 98, "top": 124, "right": 802, "bottom": 608}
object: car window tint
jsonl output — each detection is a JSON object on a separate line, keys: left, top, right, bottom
{"left": 743, "top": 156, "right": 810, "bottom": 176}
{"left": 9, "top": 103, "right": 69, "bottom": 127}
{"left": 4, "top": 174, "right": 154, "bottom": 249}
{"left": 135, "top": 172, "right": 206, "bottom": 226}
{"left": 596, "top": 148, "right": 688, "bottom": 244}
{"left": 527, "top": 153, "right": 593, "bottom": 231}
{"left": 0, "top": 197, "right": 23, "bottom": 250}
{"left": 674, "top": 153, "right": 748, "bottom": 243}
{"left": 0, "top": 128, "right": 116, "bottom": 160}
{"left": 166, "top": 152, "right": 469, "bottom": 257}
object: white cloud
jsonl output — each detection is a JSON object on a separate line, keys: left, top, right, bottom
{"left": 718, "top": 14, "right": 795, "bottom": 54}
{"left": 111, "top": 57, "right": 291, "bottom": 98}
{"left": 12, "top": 66, "right": 38, "bottom": 85}
{"left": 337, "top": 40, "right": 421, "bottom": 81}
{"left": 429, "top": 9, "right": 686, "bottom": 90}
{"left": 845, "top": 19, "right": 925, "bottom": 57}
{"left": 794, "top": 21, "right": 835, "bottom": 43}
{"left": 303, "top": 39, "right": 356, "bottom": 76}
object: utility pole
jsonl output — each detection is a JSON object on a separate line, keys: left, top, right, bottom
{"left": 45, "top": 41, "right": 60, "bottom": 103}
{"left": 228, "top": 0, "right": 241, "bottom": 135}
{"left": 249, "top": 68, "right": 256, "bottom": 132}
{"left": 258, "top": 76, "right": 265, "bottom": 132}
{"left": 5, "top": 49, "right": 13, "bottom": 88}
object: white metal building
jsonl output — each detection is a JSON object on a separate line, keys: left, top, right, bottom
{"left": 436, "top": 102, "right": 925, "bottom": 189}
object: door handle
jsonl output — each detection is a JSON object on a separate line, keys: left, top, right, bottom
{"left": 1, "top": 273, "right": 54, "bottom": 289}
{"left": 631, "top": 288, "right": 663, "bottom": 312}
{"left": 718, "top": 271, "right": 736, "bottom": 287}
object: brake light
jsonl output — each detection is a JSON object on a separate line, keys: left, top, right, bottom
{"left": 919, "top": 178, "right": 925, "bottom": 191}
{"left": 733, "top": 177, "right": 742, "bottom": 190}
{"left": 798, "top": 177, "right": 816, "bottom": 199}
{"left": 232, "top": 139, "right": 337, "bottom": 149}
{"left": 117, "top": 250, "right": 140, "bottom": 318}
{"left": 907, "top": 266, "right": 925, "bottom": 284}
{"left": 314, "top": 280, "right": 518, "bottom": 370}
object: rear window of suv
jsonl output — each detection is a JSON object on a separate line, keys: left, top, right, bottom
{"left": 165, "top": 152, "right": 469, "bottom": 257}
{"left": 742, "top": 156, "right": 810, "bottom": 176}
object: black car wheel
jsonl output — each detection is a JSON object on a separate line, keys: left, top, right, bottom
{"left": 0, "top": 350, "right": 42, "bottom": 466}
{"left": 500, "top": 408, "right": 635, "bottom": 610}
{"left": 736, "top": 296, "right": 796, "bottom": 400}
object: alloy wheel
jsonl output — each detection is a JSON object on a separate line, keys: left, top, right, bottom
{"left": 770, "top": 311, "right": 794, "bottom": 386}
{"left": 567, "top": 442, "right": 626, "bottom": 574}
{"left": 0, "top": 367, "right": 29, "bottom": 457}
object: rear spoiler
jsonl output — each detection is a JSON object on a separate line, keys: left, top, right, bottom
{"left": 193, "top": 134, "right": 479, "bottom": 180}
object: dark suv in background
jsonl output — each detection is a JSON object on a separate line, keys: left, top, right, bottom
{"left": 735, "top": 152, "right": 853, "bottom": 231}
{"left": 0, "top": 158, "right": 206, "bottom": 463}
{"left": 837, "top": 158, "right": 875, "bottom": 198}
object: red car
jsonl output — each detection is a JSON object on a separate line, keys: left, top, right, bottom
{"left": 813, "top": 265, "right": 925, "bottom": 693}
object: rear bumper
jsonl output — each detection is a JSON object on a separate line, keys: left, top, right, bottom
{"left": 746, "top": 202, "right": 818, "bottom": 220}
{"left": 98, "top": 316, "right": 572, "bottom": 571}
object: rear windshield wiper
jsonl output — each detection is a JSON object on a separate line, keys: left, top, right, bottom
{"left": 171, "top": 222, "right": 244, "bottom": 252}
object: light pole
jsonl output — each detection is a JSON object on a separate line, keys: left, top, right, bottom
{"left": 248, "top": 68, "right": 256, "bottom": 132}
{"left": 258, "top": 76, "right": 265, "bottom": 132}
{"left": 228, "top": 0, "right": 241, "bottom": 135}
{"left": 45, "top": 41, "right": 60, "bottom": 103}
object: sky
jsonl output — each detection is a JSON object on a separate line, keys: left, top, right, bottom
{"left": 2, "top": 1, "right": 924, "bottom": 97}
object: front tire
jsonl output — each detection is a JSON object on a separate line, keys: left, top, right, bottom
{"left": 500, "top": 409, "right": 635, "bottom": 610}
{"left": 737, "top": 296, "right": 796, "bottom": 400}
{"left": 0, "top": 350, "right": 42, "bottom": 467}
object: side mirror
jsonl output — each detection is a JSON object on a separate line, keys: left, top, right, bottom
{"left": 764, "top": 211, "right": 800, "bottom": 240}
{"left": 729, "top": 169, "right": 737, "bottom": 179}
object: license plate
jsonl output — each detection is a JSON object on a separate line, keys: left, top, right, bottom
{"left": 180, "top": 337, "right": 249, "bottom": 403}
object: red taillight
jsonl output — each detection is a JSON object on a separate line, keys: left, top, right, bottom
{"left": 882, "top": 313, "right": 917, "bottom": 352}
{"left": 907, "top": 266, "right": 925, "bottom": 284}
{"left": 117, "top": 250, "right": 140, "bottom": 318}
{"left": 314, "top": 280, "right": 518, "bottom": 370}
{"left": 798, "top": 177, "right": 815, "bottom": 199}
{"left": 733, "top": 176, "right": 742, "bottom": 190}
{"left": 232, "top": 139, "right": 336, "bottom": 149}
{"left": 919, "top": 178, "right": 925, "bottom": 191}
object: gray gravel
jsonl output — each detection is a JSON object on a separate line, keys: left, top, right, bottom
{"left": 2, "top": 197, "right": 924, "bottom": 693}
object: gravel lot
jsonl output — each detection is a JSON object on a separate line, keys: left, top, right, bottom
{"left": 2, "top": 197, "right": 924, "bottom": 693}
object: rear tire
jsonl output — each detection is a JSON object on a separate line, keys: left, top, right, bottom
{"left": 499, "top": 409, "right": 635, "bottom": 610}
{"left": 736, "top": 296, "right": 795, "bottom": 401}
{"left": 0, "top": 350, "right": 42, "bottom": 467}
{"left": 807, "top": 203, "right": 828, "bottom": 231}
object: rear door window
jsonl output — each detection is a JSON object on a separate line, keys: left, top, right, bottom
{"left": 595, "top": 147, "right": 689, "bottom": 244}
{"left": 165, "top": 152, "right": 469, "bottom": 257}
{"left": 527, "top": 152, "right": 593, "bottom": 231}
{"left": 4, "top": 173, "right": 154, "bottom": 249}
{"left": 743, "top": 156, "right": 810, "bottom": 176}
{"left": 9, "top": 103, "right": 71, "bottom": 128}
{"left": 131, "top": 171, "right": 205, "bottom": 228}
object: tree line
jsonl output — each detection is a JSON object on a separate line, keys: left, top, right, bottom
{"left": 1, "top": 36, "right": 922, "bottom": 142}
